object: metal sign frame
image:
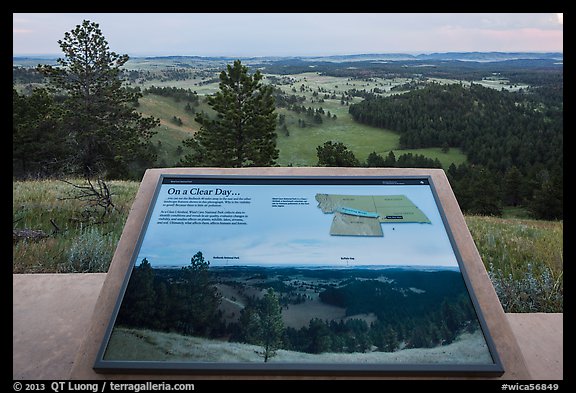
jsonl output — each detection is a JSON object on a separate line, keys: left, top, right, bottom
{"left": 93, "top": 172, "right": 504, "bottom": 376}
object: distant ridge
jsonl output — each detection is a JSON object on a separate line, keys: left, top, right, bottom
{"left": 153, "top": 263, "right": 460, "bottom": 271}
{"left": 13, "top": 51, "right": 563, "bottom": 64}
{"left": 294, "top": 52, "right": 563, "bottom": 63}
{"left": 415, "top": 52, "right": 563, "bottom": 62}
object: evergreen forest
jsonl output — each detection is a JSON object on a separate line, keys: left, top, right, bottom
{"left": 114, "top": 254, "right": 486, "bottom": 360}
{"left": 348, "top": 82, "right": 563, "bottom": 218}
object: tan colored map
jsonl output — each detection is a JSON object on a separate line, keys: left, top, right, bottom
{"left": 316, "top": 194, "right": 431, "bottom": 237}
{"left": 328, "top": 212, "right": 384, "bottom": 236}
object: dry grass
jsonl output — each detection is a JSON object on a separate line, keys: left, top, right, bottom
{"left": 104, "top": 326, "right": 493, "bottom": 365}
{"left": 465, "top": 215, "right": 563, "bottom": 312}
{"left": 13, "top": 178, "right": 139, "bottom": 273}
{"left": 12, "top": 179, "right": 563, "bottom": 312}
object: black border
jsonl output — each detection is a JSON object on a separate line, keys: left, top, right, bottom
{"left": 93, "top": 174, "right": 504, "bottom": 376}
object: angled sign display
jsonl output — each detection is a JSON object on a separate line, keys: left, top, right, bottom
{"left": 93, "top": 171, "right": 504, "bottom": 376}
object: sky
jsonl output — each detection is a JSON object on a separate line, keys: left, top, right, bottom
{"left": 13, "top": 13, "right": 563, "bottom": 57}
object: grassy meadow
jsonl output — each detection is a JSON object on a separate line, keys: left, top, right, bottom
{"left": 12, "top": 179, "right": 563, "bottom": 313}
{"left": 15, "top": 58, "right": 526, "bottom": 170}
{"left": 136, "top": 94, "right": 202, "bottom": 167}
{"left": 134, "top": 69, "right": 468, "bottom": 168}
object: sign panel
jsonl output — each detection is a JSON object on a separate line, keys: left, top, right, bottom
{"left": 94, "top": 174, "right": 503, "bottom": 375}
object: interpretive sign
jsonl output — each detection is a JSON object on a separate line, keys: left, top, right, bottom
{"left": 94, "top": 173, "right": 504, "bottom": 375}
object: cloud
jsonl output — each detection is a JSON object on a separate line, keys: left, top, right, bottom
{"left": 432, "top": 23, "right": 563, "bottom": 52}
{"left": 13, "top": 13, "right": 563, "bottom": 58}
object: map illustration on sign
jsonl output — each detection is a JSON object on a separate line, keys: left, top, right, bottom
{"left": 316, "top": 194, "right": 431, "bottom": 237}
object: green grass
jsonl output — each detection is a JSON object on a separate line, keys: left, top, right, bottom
{"left": 276, "top": 109, "right": 401, "bottom": 166}
{"left": 133, "top": 73, "right": 468, "bottom": 168}
{"left": 13, "top": 179, "right": 563, "bottom": 313}
{"left": 136, "top": 94, "right": 216, "bottom": 166}
{"left": 270, "top": 72, "right": 469, "bottom": 167}
{"left": 465, "top": 215, "right": 563, "bottom": 312}
{"left": 137, "top": 90, "right": 409, "bottom": 167}
{"left": 271, "top": 72, "right": 407, "bottom": 166}
{"left": 149, "top": 125, "right": 189, "bottom": 167}
{"left": 275, "top": 103, "right": 466, "bottom": 167}
{"left": 137, "top": 94, "right": 200, "bottom": 134}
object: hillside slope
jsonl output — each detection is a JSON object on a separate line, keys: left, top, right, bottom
{"left": 104, "top": 326, "right": 492, "bottom": 365}
{"left": 136, "top": 89, "right": 467, "bottom": 168}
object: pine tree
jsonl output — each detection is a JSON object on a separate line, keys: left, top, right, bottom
{"left": 366, "top": 151, "right": 386, "bottom": 167}
{"left": 178, "top": 252, "right": 222, "bottom": 336}
{"left": 37, "top": 20, "right": 159, "bottom": 178}
{"left": 13, "top": 88, "right": 69, "bottom": 177}
{"left": 239, "top": 288, "right": 285, "bottom": 362}
{"left": 258, "top": 289, "right": 285, "bottom": 362}
{"left": 382, "top": 326, "right": 399, "bottom": 352}
{"left": 307, "top": 318, "right": 333, "bottom": 354}
{"left": 181, "top": 60, "right": 278, "bottom": 167}
{"left": 468, "top": 167, "right": 503, "bottom": 216}
{"left": 316, "top": 141, "right": 359, "bottom": 167}
{"left": 529, "top": 169, "right": 563, "bottom": 220}
{"left": 502, "top": 166, "right": 523, "bottom": 206}
{"left": 384, "top": 150, "right": 396, "bottom": 167}
{"left": 116, "top": 258, "right": 157, "bottom": 328}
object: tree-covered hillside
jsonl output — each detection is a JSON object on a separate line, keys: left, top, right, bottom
{"left": 349, "top": 82, "right": 562, "bottom": 172}
{"left": 349, "top": 82, "right": 563, "bottom": 219}
{"left": 116, "top": 261, "right": 481, "bottom": 356}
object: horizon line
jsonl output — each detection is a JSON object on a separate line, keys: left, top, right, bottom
{"left": 12, "top": 50, "right": 564, "bottom": 59}
{"left": 147, "top": 263, "right": 460, "bottom": 271}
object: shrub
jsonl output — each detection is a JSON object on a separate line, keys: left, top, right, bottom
{"left": 488, "top": 262, "right": 563, "bottom": 313}
{"left": 62, "top": 225, "right": 118, "bottom": 273}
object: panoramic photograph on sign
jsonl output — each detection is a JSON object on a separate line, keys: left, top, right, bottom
{"left": 94, "top": 175, "right": 503, "bottom": 374}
